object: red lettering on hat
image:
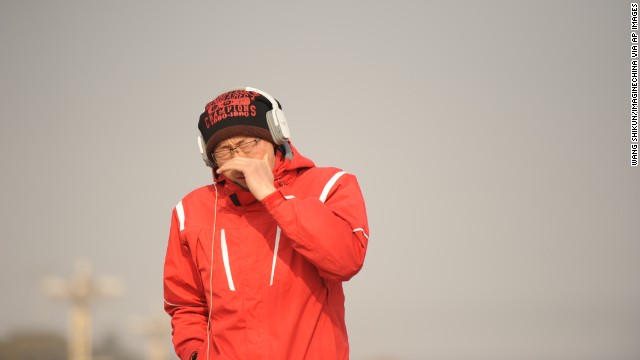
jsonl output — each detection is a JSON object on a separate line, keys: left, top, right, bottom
{"left": 215, "top": 98, "right": 250, "bottom": 108}
{"left": 206, "top": 90, "right": 259, "bottom": 126}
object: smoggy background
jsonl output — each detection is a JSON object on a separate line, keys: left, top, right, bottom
{"left": 1, "top": 1, "right": 638, "bottom": 359}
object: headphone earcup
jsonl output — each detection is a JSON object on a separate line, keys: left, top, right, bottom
{"left": 266, "top": 109, "right": 290, "bottom": 145}
{"left": 198, "top": 135, "right": 214, "bottom": 167}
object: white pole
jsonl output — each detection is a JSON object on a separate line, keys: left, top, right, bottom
{"left": 42, "top": 258, "right": 123, "bottom": 360}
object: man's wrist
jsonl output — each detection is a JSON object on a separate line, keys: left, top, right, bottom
{"left": 255, "top": 185, "right": 277, "bottom": 202}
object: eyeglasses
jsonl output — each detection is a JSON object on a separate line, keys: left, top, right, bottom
{"left": 212, "top": 138, "right": 261, "bottom": 163}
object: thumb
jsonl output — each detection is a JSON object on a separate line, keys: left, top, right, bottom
{"left": 263, "top": 152, "right": 276, "bottom": 172}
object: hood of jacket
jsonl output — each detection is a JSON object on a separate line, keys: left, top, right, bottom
{"left": 213, "top": 140, "right": 315, "bottom": 206}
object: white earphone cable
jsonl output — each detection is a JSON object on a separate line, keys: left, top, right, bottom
{"left": 206, "top": 182, "right": 218, "bottom": 360}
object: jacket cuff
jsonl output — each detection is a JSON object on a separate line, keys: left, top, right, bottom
{"left": 261, "top": 186, "right": 293, "bottom": 212}
{"left": 181, "top": 345, "right": 201, "bottom": 360}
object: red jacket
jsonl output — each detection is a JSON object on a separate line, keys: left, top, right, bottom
{"left": 163, "top": 143, "right": 369, "bottom": 360}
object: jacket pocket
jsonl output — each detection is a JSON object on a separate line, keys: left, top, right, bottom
{"left": 195, "top": 228, "right": 237, "bottom": 293}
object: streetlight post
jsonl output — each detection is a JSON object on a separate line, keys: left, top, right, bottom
{"left": 42, "top": 258, "right": 123, "bottom": 360}
{"left": 131, "top": 305, "right": 172, "bottom": 360}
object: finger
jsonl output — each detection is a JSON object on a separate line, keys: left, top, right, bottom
{"left": 217, "top": 159, "right": 251, "bottom": 174}
{"left": 216, "top": 159, "right": 240, "bottom": 173}
{"left": 216, "top": 164, "right": 234, "bottom": 174}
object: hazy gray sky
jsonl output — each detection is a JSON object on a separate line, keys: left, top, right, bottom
{"left": 1, "top": 1, "right": 638, "bottom": 359}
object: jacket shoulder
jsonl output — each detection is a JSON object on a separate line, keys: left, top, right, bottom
{"left": 298, "top": 166, "right": 343, "bottom": 178}
{"left": 296, "top": 166, "right": 341, "bottom": 185}
{"left": 293, "top": 166, "right": 358, "bottom": 200}
{"left": 172, "top": 184, "right": 217, "bottom": 230}
{"left": 181, "top": 184, "right": 216, "bottom": 202}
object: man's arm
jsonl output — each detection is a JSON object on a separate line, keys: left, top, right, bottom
{"left": 261, "top": 172, "right": 369, "bottom": 281}
{"left": 163, "top": 208, "right": 207, "bottom": 360}
{"left": 215, "top": 155, "right": 369, "bottom": 281}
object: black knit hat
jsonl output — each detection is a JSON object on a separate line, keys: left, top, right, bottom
{"left": 198, "top": 89, "right": 277, "bottom": 160}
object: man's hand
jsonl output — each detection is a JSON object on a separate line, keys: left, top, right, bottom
{"left": 216, "top": 153, "right": 277, "bottom": 201}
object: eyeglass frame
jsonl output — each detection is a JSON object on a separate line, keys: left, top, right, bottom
{"left": 211, "top": 137, "right": 262, "bottom": 164}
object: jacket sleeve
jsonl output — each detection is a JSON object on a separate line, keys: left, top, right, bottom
{"left": 163, "top": 207, "right": 207, "bottom": 360}
{"left": 261, "top": 172, "right": 369, "bottom": 281}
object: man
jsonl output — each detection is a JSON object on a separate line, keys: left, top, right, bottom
{"left": 163, "top": 87, "right": 369, "bottom": 360}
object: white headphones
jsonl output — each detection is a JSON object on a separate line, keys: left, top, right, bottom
{"left": 197, "top": 87, "right": 291, "bottom": 168}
